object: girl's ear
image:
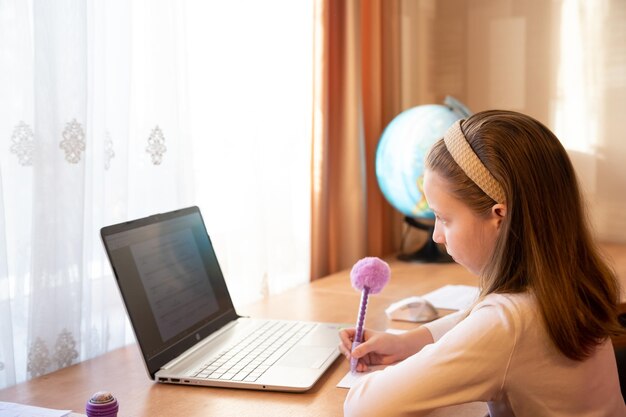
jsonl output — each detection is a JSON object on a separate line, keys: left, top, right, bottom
{"left": 492, "top": 203, "right": 507, "bottom": 228}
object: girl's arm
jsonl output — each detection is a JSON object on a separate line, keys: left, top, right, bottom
{"left": 339, "top": 326, "right": 434, "bottom": 372}
{"left": 338, "top": 309, "right": 467, "bottom": 372}
{"left": 344, "top": 302, "right": 516, "bottom": 417}
{"left": 422, "top": 309, "right": 466, "bottom": 341}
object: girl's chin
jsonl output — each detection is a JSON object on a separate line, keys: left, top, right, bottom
{"left": 453, "top": 258, "right": 477, "bottom": 275}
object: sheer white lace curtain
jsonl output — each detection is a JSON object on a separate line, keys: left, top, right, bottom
{"left": 0, "top": 0, "right": 312, "bottom": 388}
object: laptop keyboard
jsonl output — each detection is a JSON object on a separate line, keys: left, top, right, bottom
{"left": 191, "top": 320, "right": 316, "bottom": 382}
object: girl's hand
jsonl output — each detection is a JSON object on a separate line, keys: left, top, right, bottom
{"left": 338, "top": 327, "right": 422, "bottom": 372}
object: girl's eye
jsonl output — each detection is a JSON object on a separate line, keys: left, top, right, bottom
{"left": 435, "top": 215, "right": 447, "bottom": 225}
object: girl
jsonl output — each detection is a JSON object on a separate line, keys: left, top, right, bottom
{"left": 340, "top": 110, "right": 625, "bottom": 416}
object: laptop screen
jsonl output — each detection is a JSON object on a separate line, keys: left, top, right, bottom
{"left": 101, "top": 206, "right": 239, "bottom": 377}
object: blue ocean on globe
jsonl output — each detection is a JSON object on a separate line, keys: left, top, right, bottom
{"left": 375, "top": 104, "right": 463, "bottom": 220}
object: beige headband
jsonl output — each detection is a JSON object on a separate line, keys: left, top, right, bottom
{"left": 443, "top": 120, "right": 506, "bottom": 204}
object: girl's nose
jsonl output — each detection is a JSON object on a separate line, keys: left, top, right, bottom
{"left": 432, "top": 221, "right": 444, "bottom": 244}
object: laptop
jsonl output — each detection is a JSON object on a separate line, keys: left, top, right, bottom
{"left": 100, "top": 206, "right": 342, "bottom": 392}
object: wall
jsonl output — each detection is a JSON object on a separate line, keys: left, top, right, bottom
{"left": 398, "top": 0, "right": 626, "bottom": 243}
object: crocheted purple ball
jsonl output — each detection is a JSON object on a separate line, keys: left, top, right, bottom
{"left": 350, "top": 257, "right": 391, "bottom": 294}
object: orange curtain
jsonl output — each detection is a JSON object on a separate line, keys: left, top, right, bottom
{"left": 311, "top": 0, "right": 402, "bottom": 280}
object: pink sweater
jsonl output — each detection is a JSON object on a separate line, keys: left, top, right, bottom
{"left": 344, "top": 293, "right": 625, "bottom": 417}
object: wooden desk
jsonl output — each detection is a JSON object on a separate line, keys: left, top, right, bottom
{"left": 0, "top": 259, "right": 478, "bottom": 416}
{"left": 1, "top": 243, "right": 624, "bottom": 416}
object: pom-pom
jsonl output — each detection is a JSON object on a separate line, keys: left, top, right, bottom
{"left": 350, "top": 257, "right": 390, "bottom": 294}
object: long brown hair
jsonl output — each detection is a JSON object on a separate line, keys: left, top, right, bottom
{"left": 425, "top": 110, "right": 622, "bottom": 361}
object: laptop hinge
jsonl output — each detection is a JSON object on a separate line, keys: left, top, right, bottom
{"left": 160, "top": 319, "right": 241, "bottom": 370}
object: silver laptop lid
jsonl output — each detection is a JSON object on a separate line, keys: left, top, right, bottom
{"left": 101, "top": 206, "right": 239, "bottom": 379}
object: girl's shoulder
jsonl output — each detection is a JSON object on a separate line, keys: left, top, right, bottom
{"left": 474, "top": 291, "right": 535, "bottom": 310}
{"left": 469, "top": 292, "right": 538, "bottom": 331}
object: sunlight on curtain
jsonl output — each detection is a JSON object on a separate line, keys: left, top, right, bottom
{"left": 0, "top": 170, "right": 15, "bottom": 388}
{"left": 551, "top": 0, "right": 626, "bottom": 242}
{"left": 0, "top": 0, "right": 313, "bottom": 388}
{"left": 185, "top": 1, "right": 313, "bottom": 307}
{"left": 551, "top": 0, "right": 603, "bottom": 154}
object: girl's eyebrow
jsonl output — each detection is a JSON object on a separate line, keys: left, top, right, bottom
{"left": 432, "top": 208, "right": 449, "bottom": 219}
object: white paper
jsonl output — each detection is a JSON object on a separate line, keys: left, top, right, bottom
{"left": 383, "top": 328, "right": 407, "bottom": 335}
{"left": 0, "top": 402, "right": 71, "bottom": 417}
{"left": 422, "top": 285, "right": 479, "bottom": 310}
{"left": 336, "top": 365, "right": 386, "bottom": 389}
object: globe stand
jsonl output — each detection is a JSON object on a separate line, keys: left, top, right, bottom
{"left": 397, "top": 217, "right": 453, "bottom": 263}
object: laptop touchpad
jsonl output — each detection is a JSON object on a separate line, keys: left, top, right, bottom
{"left": 277, "top": 346, "right": 336, "bottom": 368}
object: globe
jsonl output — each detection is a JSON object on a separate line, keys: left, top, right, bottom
{"left": 375, "top": 96, "right": 471, "bottom": 261}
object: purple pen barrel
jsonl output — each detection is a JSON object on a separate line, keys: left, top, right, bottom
{"left": 350, "top": 340, "right": 362, "bottom": 372}
{"left": 353, "top": 286, "right": 370, "bottom": 342}
{"left": 350, "top": 286, "right": 371, "bottom": 373}
{"left": 86, "top": 391, "right": 119, "bottom": 417}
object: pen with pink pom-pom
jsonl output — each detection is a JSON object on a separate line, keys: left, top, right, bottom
{"left": 350, "top": 257, "right": 391, "bottom": 373}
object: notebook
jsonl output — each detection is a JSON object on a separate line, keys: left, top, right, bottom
{"left": 100, "top": 206, "right": 342, "bottom": 392}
